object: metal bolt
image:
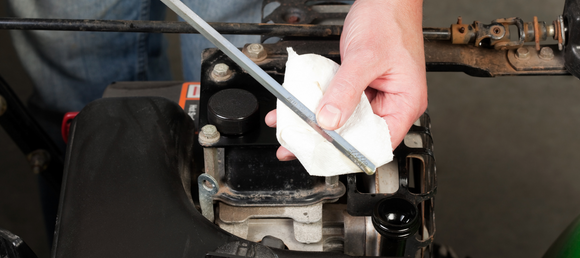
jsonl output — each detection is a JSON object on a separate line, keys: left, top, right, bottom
{"left": 516, "top": 47, "right": 530, "bottom": 59}
{"left": 199, "top": 124, "right": 220, "bottom": 146}
{"left": 211, "top": 63, "right": 232, "bottom": 82}
{"left": 0, "top": 95, "right": 6, "bottom": 116}
{"left": 201, "top": 124, "right": 218, "bottom": 138}
{"left": 539, "top": 47, "right": 554, "bottom": 60}
{"left": 212, "top": 63, "right": 229, "bottom": 77}
{"left": 246, "top": 43, "right": 267, "bottom": 61}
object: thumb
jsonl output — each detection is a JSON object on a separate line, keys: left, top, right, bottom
{"left": 316, "top": 53, "right": 381, "bottom": 130}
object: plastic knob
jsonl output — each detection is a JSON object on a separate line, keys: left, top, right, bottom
{"left": 207, "top": 89, "right": 259, "bottom": 135}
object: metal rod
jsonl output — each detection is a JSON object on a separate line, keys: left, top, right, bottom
{"left": 160, "top": 0, "right": 377, "bottom": 174}
{"left": 0, "top": 17, "right": 453, "bottom": 41}
{"left": 0, "top": 17, "right": 342, "bottom": 37}
{"left": 423, "top": 27, "right": 451, "bottom": 41}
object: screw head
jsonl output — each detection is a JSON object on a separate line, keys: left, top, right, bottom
{"left": 539, "top": 47, "right": 554, "bottom": 60}
{"left": 516, "top": 47, "right": 530, "bottom": 59}
{"left": 246, "top": 43, "right": 267, "bottom": 61}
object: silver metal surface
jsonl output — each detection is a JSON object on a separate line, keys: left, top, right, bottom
{"left": 546, "top": 24, "right": 555, "bottom": 38}
{"left": 203, "top": 147, "right": 225, "bottom": 183}
{"left": 219, "top": 202, "right": 323, "bottom": 224}
{"left": 558, "top": 15, "right": 566, "bottom": 51}
{"left": 218, "top": 202, "right": 324, "bottom": 246}
{"left": 198, "top": 173, "right": 219, "bottom": 222}
{"left": 218, "top": 218, "right": 324, "bottom": 251}
{"left": 160, "top": 0, "right": 376, "bottom": 175}
{"left": 217, "top": 203, "right": 347, "bottom": 251}
{"left": 375, "top": 160, "right": 400, "bottom": 194}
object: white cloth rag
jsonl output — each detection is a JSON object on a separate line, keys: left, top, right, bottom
{"left": 276, "top": 48, "right": 394, "bottom": 176}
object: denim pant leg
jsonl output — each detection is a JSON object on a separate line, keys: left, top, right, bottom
{"left": 6, "top": 0, "right": 171, "bottom": 149}
{"left": 181, "top": 0, "right": 263, "bottom": 81}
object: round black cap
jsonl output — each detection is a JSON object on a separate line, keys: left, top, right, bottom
{"left": 207, "top": 89, "right": 259, "bottom": 135}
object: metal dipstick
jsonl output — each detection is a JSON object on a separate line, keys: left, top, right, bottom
{"left": 160, "top": 0, "right": 376, "bottom": 175}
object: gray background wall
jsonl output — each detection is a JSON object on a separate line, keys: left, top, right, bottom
{"left": 1, "top": 1, "right": 579, "bottom": 258}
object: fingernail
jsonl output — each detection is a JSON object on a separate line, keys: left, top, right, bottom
{"left": 318, "top": 104, "right": 341, "bottom": 129}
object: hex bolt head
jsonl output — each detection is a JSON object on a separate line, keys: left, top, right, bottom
{"left": 199, "top": 124, "right": 220, "bottom": 146}
{"left": 516, "top": 47, "right": 530, "bottom": 60}
{"left": 201, "top": 124, "right": 218, "bottom": 138}
{"left": 212, "top": 63, "right": 229, "bottom": 77}
{"left": 211, "top": 63, "right": 232, "bottom": 82}
{"left": 539, "top": 47, "right": 554, "bottom": 60}
{"left": 246, "top": 43, "right": 267, "bottom": 61}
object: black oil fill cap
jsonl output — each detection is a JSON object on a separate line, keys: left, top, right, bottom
{"left": 207, "top": 88, "right": 259, "bottom": 135}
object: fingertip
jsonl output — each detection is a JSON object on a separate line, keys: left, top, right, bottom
{"left": 383, "top": 115, "right": 417, "bottom": 150}
{"left": 390, "top": 133, "right": 406, "bottom": 150}
{"left": 316, "top": 103, "right": 342, "bottom": 130}
{"left": 265, "top": 109, "right": 277, "bottom": 127}
{"left": 276, "top": 146, "right": 297, "bottom": 161}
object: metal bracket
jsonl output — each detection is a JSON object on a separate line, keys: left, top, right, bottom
{"left": 507, "top": 45, "right": 565, "bottom": 71}
{"left": 198, "top": 173, "right": 219, "bottom": 222}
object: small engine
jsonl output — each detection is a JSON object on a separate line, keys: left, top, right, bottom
{"left": 193, "top": 41, "right": 437, "bottom": 257}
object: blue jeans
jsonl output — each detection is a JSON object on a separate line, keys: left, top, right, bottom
{"left": 6, "top": 0, "right": 261, "bottom": 148}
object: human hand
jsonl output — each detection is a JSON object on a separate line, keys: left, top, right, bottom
{"left": 265, "top": 0, "right": 428, "bottom": 161}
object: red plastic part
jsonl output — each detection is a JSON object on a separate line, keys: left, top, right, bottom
{"left": 61, "top": 112, "right": 79, "bottom": 144}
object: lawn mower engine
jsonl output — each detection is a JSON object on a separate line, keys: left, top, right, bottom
{"left": 52, "top": 39, "right": 436, "bottom": 258}
{"left": 194, "top": 42, "right": 437, "bottom": 257}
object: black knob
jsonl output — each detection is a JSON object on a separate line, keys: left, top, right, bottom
{"left": 207, "top": 89, "right": 259, "bottom": 135}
